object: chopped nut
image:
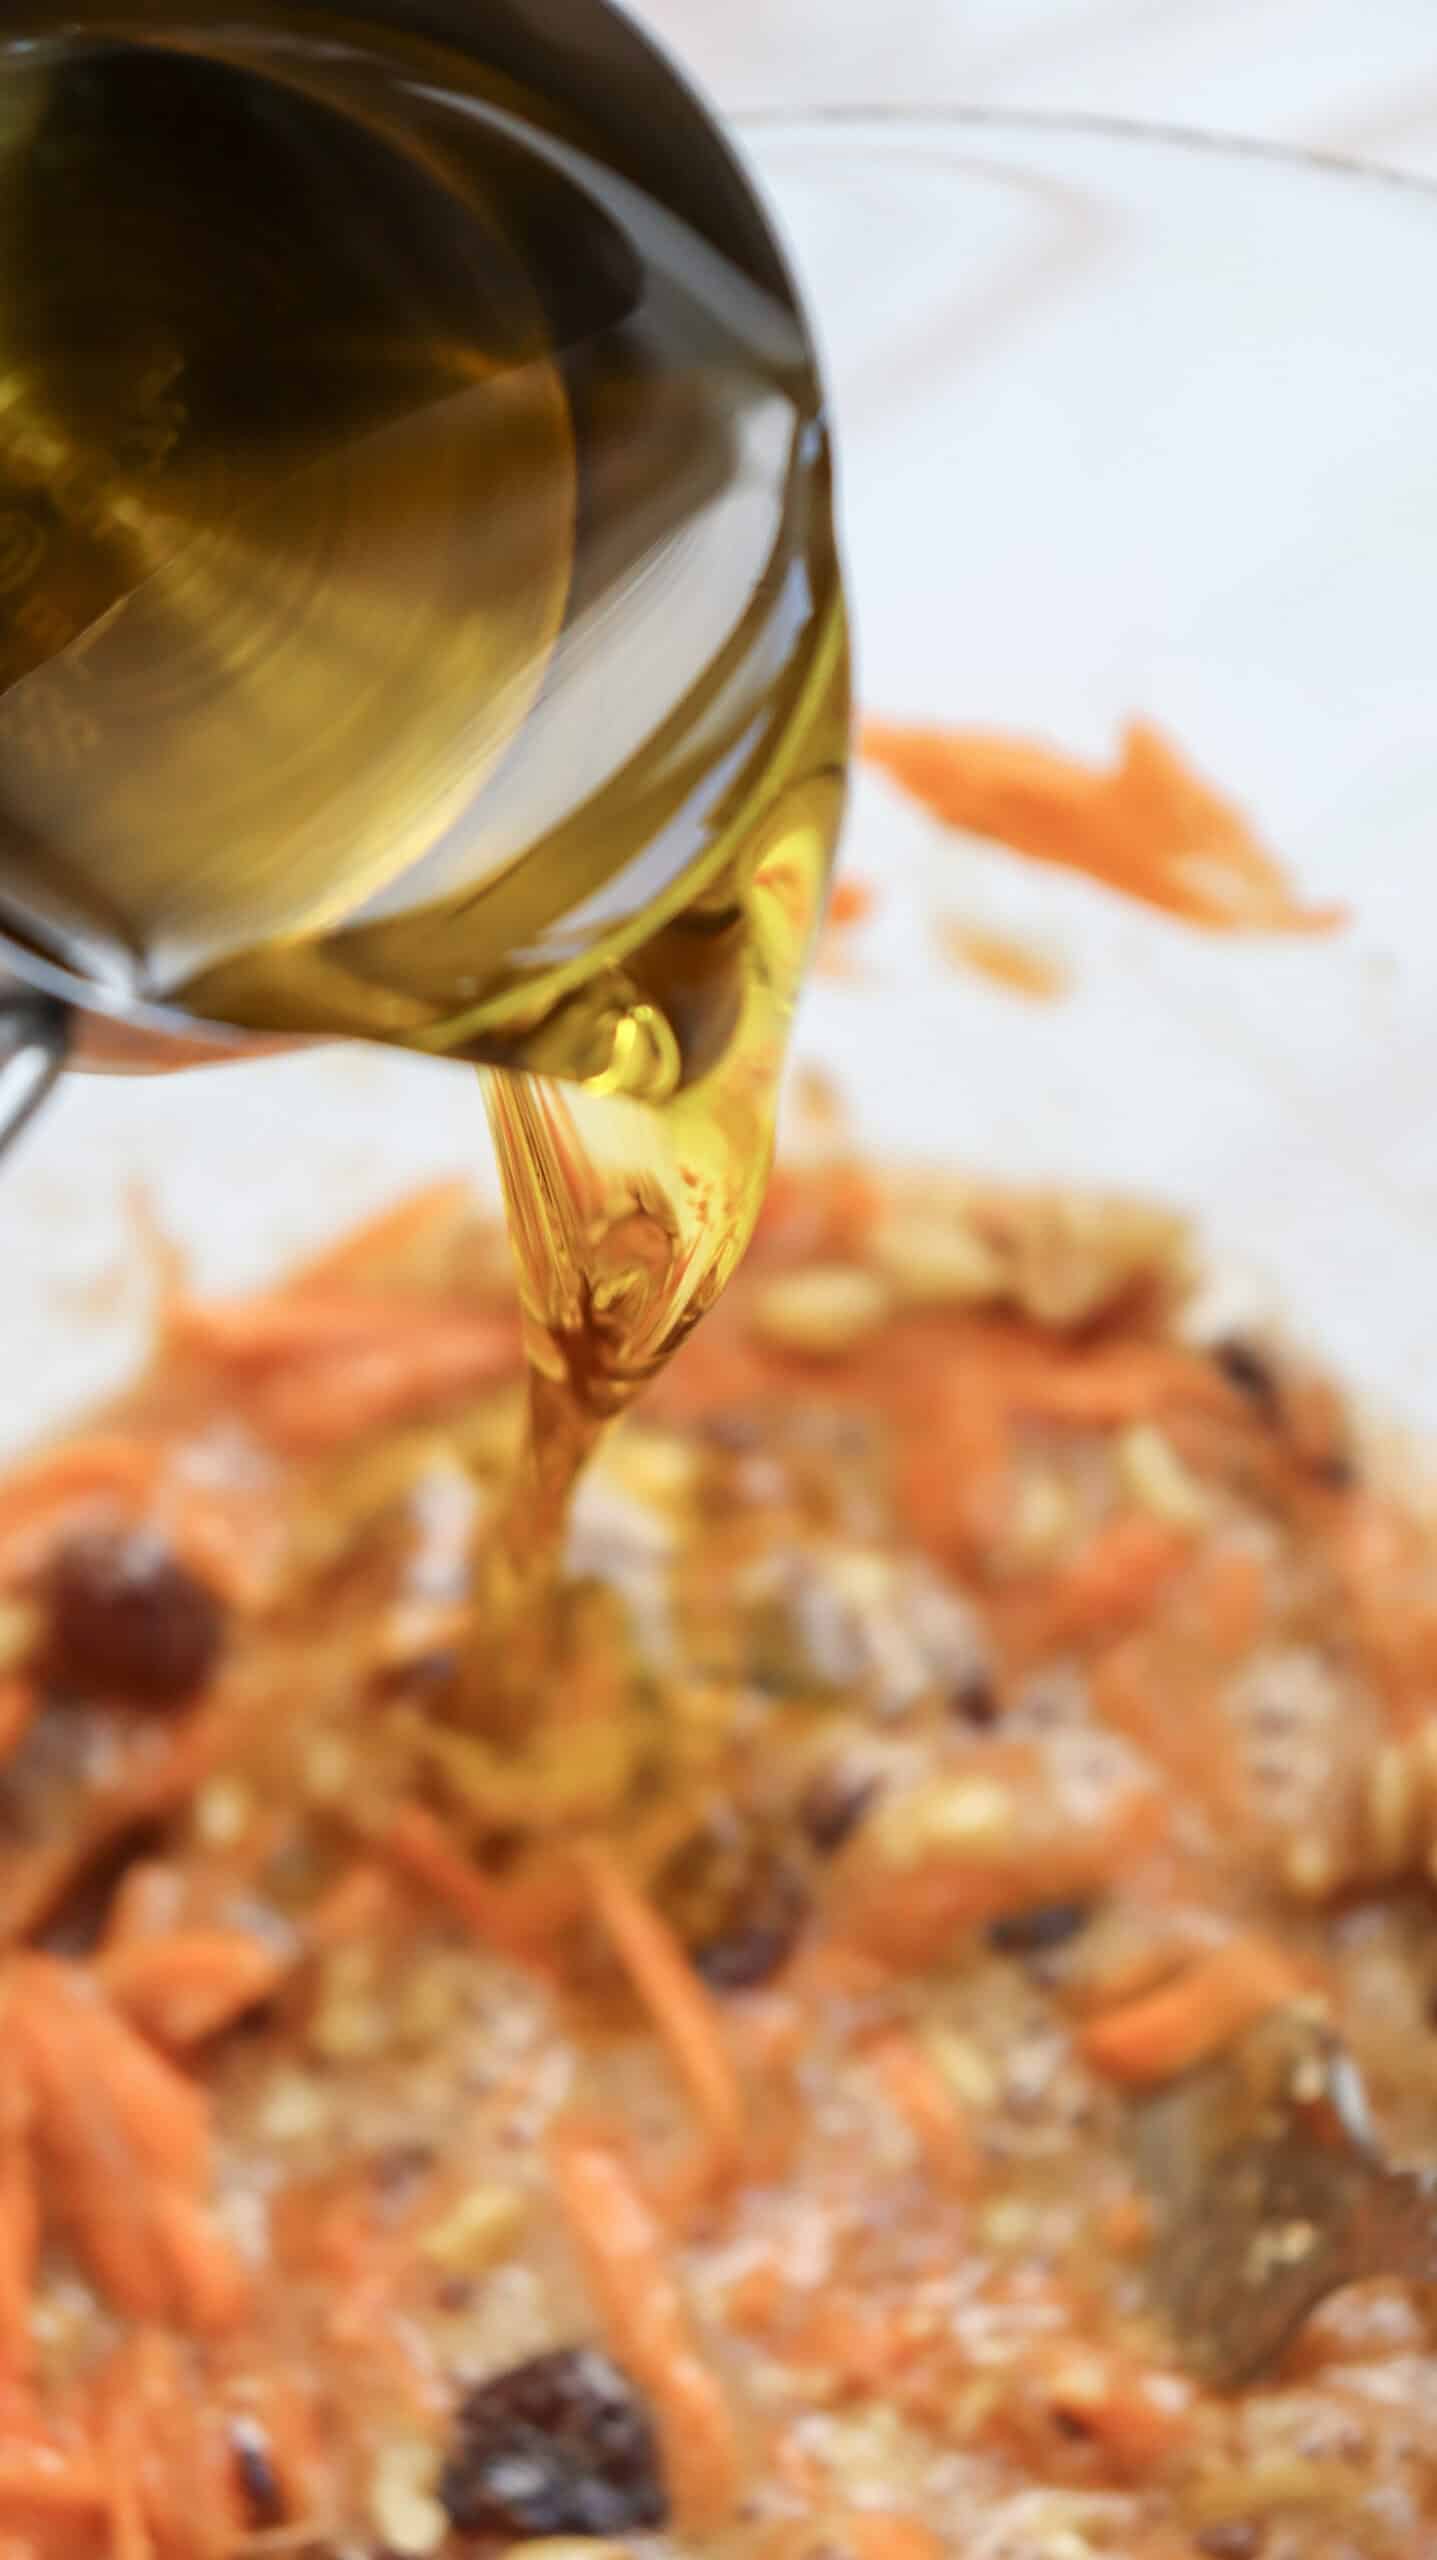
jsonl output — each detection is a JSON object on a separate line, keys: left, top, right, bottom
{"left": 1002, "top": 1192, "right": 1190, "bottom": 1331}
{"left": 371, "top": 2439, "right": 447, "bottom": 2556}
{"left": 870, "top": 1210, "right": 1007, "bottom": 1308}
{"left": 420, "top": 2185, "right": 524, "bottom": 2273}
{"left": 921, "top": 2024, "right": 998, "bottom": 2109}
{"left": 1282, "top": 1835, "right": 1340, "bottom": 1903}
{"left": 258, "top": 2070, "right": 331, "bottom": 2141}
{"left": 873, "top": 1775, "right": 1018, "bottom": 1867}
{"left": 979, "top": 2197, "right": 1036, "bottom": 2249}
{"left": 0, "top": 1596, "right": 37, "bottom": 1674}
{"left": 1117, "top": 1421, "right": 1208, "bottom": 1529}
{"left": 500, "top": 2544, "right": 635, "bottom": 2560}
{"left": 752, "top": 1263, "right": 890, "bottom": 1357}
{"left": 1365, "top": 1742, "right": 1416, "bottom": 1876}
{"left": 193, "top": 1777, "right": 252, "bottom": 1848}
{"left": 309, "top": 1945, "right": 390, "bottom": 2061}
{"left": 303, "top": 1732, "right": 352, "bottom": 1803}
{"left": 1011, "top": 1471, "right": 1075, "bottom": 1563}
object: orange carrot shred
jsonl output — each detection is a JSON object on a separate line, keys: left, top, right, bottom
{"left": 0, "top": 2082, "right": 35, "bottom": 2389}
{"left": 249, "top": 1318, "right": 518, "bottom": 1452}
{"left": 100, "top": 1928, "right": 291, "bottom": 2050}
{"left": 1036, "top": 1511, "right": 1193, "bottom": 1647}
{"left": 865, "top": 2029, "right": 980, "bottom": 2197}
{"left": 827, "top": 877, "right": 873, "bottom": 929}
{"left": 0, "top": 2443, "right": 107, "bottom": 2516}
{"left": 550, "top": 2119, "right": 739, "bottom": 2530}
{"left": 940, "top": 918, "right": 1069, "bottom": 1002}
{"left": 383, "top": 1803, "right": 566, "bottom": 1965}
{"left": 575, "top": 1839, "right": 745, "bottom": 2185}
{"left": 283, "top": 1178, "right": 475, "bottom": 1293}
{"left": 1080, "top": 1937, "right": 1305, "bottom": 2084}
{"left": 862, "top": 715, "right": 1343, "bottom": 938}
{"left": 0, "top": 1683, "right": 32, "bottom": 1772}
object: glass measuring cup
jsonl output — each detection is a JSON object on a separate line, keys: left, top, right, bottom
{"left": 0, "top": 0, "right": 842, "bottom": 1130}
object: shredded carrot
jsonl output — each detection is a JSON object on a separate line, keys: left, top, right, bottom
{"left": 100, "top": 1928, "right": 290, "bottom": 2050}
{"left": 549, "top": 2119, "right": 739, "bottom": 2530}
{"left": 1092, "top": 1640, "right": 1244, "bottom": 1831}
{"left": 101, "top": 1863, "right": 187, "bottom": 1953}
{"left": 248, "top": 1317, "right": 518, "bottom": 1452}
{"left": 169, "top": 1287, "right": 494, "bottom": 1368}
{"left": 1035, "top": 1511, "right": 1194, "bottom": 1647}
{"left": 1198, "top": 1548, "right": 1267, "bottom": 1657}
{"left": 9, "top": 1961, "right": 247, "bottom": 2333}
{"left": 0, "top": 1433, "right": 274, "bottom": 1613}
{"left": 0, "top": 2082, "right": 35, "bottom": 2388}
{"left": 834, "top": 2516, "right": 948, "bottom": 2560}
{"left": 99, "top": 2389, "right": 151, "bottom": 2560}
{"left": 382, "top": 1803, "right": 576, "bottom": 1966}
{"left": 1008, "top": 1340, "right": 1241, "bottom": 1427}
{"left": 0, "top": 2443, "right": 106, "bottom": 2517}
{"left": 864, "top": 2030, "right": 980, "bottom": 2197}
{"left": 1100, "top": 2192, "right": 1155, "bottom": 2258}
{"left": 1079, "top": 1936, "right": 1306, "bottom": 2084}
{"left": 305, "top": 1859, "right": 406, "bottom": 1951}
{"left": 835, "top": 1747, "right": 1167, "bottom": 1967}
{"left": 0, "top": 1692, "right": 237, "bottom": 1948}
{"left": 0, "top": 1438, "right": 164, "bottom": 1587}
{"left": 940, "top": 918, "right": 1069, "bottom": 1002}
{"left": 575, "top": 1839, "right": 745, "bottom": 2186}
{"left": 827, "top": 877, "right": 874, "bottom": 929}
{"left": 282, "top": 1179, "right": 475, "bottom": 1293}
{"left": 94, "top": 2330, "right": 233, "bottom": 2560}
{"left": 862, "top": 715, "right": 1343, "bottom": 937}
{"left": 145, "top": 2192, "right": 251, "bottom": 2336}
{"left": 1026, "top": 2338, "right": 1195, "bottom": 2477}
{"left": 0, "top": 1683, "right": 32, "bottom": 1771}
{"left": 13, "top": 1962, "right": 210, "bottom": 2189}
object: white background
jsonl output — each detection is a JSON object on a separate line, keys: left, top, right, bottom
{"left": 634, "top": 0, "right": 1437, "bottom": 179}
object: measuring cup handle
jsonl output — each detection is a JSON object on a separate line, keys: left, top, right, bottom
{"left": 0, "top": 991, "right": 70, "bottom": 1164}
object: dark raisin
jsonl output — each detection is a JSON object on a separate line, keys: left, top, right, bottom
{"left": 44, "top": 1529, "right": 224, "bottom": 1706}
{"left": 1194, "top": 2525, "right": 1262, "bottom": 2559}
{"left": 439, "top": 2346, "right": 666, "bottom": 2537}
{"left": 987, "top": 1901, "right": 1091, "bottom": 1956}
{"left": 1312, "top": 1448, "right": 1356, "bottom": 1491}
{"left": 656, "top": 1810, "right": 809, "bottom": 1989}
{"left": 230, "top": 2417, "right": 286, "bottom": 2530}
{"left": 949, "top": 1671, "right": 1000, "bottom": 1728}
{"left": 692, "top": 1857, "right": 809, "bottom": 1990}
{"left": 370, "top": 2143, "right": 434, "bottom": 2217}
{"left": 799, "top": 1765, "right": 880, "bottom": 1855}
{"left": 1212, "top": 1336, "right": 1280, "bottom": 1419}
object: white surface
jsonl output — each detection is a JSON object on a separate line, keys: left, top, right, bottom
{"left": 638, "top": 0, "right": 1437, "bottom": 180}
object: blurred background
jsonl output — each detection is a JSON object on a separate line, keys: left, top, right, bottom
{"left": 634, "top": 0, "right": 1437, "bottom": 176}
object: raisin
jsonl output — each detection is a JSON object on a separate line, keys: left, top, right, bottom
{"left": 44, "top": 1529, "right": 224, "bottom": 1705}
{"left": 1212, "top": 1336, "right": 1280, "bottom": 1419}
{"left": 798, "top": 1764, "right": 880, "bottom": 1855}
{"left": 1194, "top": 2526, "right": 1262, "bottom": 2559}
{"left": 986, "top": 1900, "right": 1091, "bottom": 1956}
{"left": 439, "top": 2346, "right": 666, "bottom": 2537}
{"left": 230, "top": 2417, "right": 286, "bottom": 2529}
{"left": 949, "top": 1671, "right": 1000, "bottom": 1728}
{"left": 657, "top": 1811, "right": 809, "bottom": 1990}
{"left": 692, "top": 1856, "right": 809, "bottom": 1989}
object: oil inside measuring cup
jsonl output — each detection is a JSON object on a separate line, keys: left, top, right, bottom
{"left": 0, "top": 14, "right": 837, "bottom": 1097}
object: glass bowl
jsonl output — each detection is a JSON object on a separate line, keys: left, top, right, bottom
{"left": 8, "top": 110, "right": 1437, "bottom": 1452}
